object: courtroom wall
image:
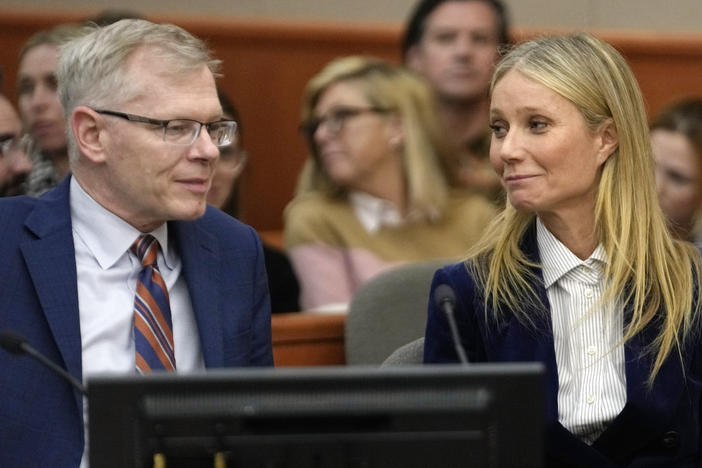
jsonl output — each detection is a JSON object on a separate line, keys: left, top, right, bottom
{"left": 0, "top": 0, "right": 701, "bottom": 34}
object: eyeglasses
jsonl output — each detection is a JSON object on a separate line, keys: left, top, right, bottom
{"left": 0, "top": 134, "right": 33, "bottom": 159}
{"left": 299, "top": 106, "right": 391, "bottom": 142}
{"left": 94, "top": 109, "right": 238, "bottom": 147}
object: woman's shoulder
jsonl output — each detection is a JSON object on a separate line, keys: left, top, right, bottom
{"left": 284, "top": 191, "right": 350, "bottom": 217}
{"left": 283, "top": 191, "right": 359, "bottom": 247}
{"left": 432, "top": 260, "right": 479, "bottom": 298}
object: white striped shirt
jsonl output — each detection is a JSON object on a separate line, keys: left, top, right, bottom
{"left": 536, "top": 219, "right": 626, "bottom": 444}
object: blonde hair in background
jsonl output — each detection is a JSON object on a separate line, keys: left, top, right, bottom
{"left": 469, "top": 32, "right": 701, "bottom": 383}
{"left": 296, "top": 56, "right": 452, "bottom": 218}
{"left": 56, "top": 19, "right": 221, "bottom": 165}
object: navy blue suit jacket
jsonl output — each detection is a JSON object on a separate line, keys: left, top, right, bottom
{"left": 0, "top": 177, "right": 274, "bottom": 467}
{"left": 424, "top": 224, "right": 702, "bottom": 467}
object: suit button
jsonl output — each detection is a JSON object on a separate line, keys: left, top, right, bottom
{"left": 661, "top": 431, "right": 679, "bottom": 449}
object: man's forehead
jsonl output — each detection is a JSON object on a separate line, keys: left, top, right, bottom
{"left": 123, "top": 46, "right": 212, "bottom": 85}
{"left": 120, "top": 61, "right": 221, "bottom": 119}
{"left": 424, "top": 1, "right": 498, "bottom": 33}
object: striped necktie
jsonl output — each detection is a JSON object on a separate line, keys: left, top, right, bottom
{"left": 131, "top": 235, "right": 176, "bottom": 373}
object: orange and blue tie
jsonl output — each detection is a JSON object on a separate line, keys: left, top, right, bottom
{"left": 131, "top": 235, "right": 176, "bottom": 373}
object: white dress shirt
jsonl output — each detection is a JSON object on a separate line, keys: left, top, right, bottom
{"left": 70, "top": 177, "right": 204, "bottom": 467}
{"left": 348, "top": 191, "right": 431, "bottom": 234}
{"left": 536, "top": 219, "right": 626, "bottom": 444}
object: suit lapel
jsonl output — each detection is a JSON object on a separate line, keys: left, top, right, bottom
{"left": 20, "top": 177, "right": 83, "bottom": 413}
{"left": 482, "top": 222, "right": 562, "bottom": 423}
{"left": 522, "top": 223, "right": 561, "bottom": 424}
{"left": 592, "top": 310, "right": 686, "bottom": 460}
{"left": 171, "top": 218, "right": 223, "bottom": 367}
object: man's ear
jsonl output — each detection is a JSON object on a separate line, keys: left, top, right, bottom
{"left": 71, "top": 106, "right": 107, "bottom": 164}
{"left": 596, "top": 119, "right": 618, "bottom": 165}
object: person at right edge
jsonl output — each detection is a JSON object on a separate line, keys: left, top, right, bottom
{"left": 424, "top": 33, "right": 702, "bottom": 466}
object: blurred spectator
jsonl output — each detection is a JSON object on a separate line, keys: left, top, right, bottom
{"left": 285, "top": 56, "right": 496, "bottom": 311}
{"left": 209, "top": 90, "right": 301, "bottom": 313}
{"left": 403, "top": 0, "right": 510, "bottom": 201}
{"left": 0, "top": 93, "right": 33, "bottom": 196}
{"left": 651, "top": 97, "right": 702, "bottom": 245}
{"left": 17, "top": 23, "right": 85, "bottom": 196}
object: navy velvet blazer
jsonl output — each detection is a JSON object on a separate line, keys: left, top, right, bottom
{"left": 0, "top": 177, "right": 274, "bottom": 467}
{"left": 424, "top": 224, "right": 702, "bottom": 467}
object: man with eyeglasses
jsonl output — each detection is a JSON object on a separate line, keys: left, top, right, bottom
{"left": 0, "top": 19, "right": 273, "bottom": 467}
{"left": 0, "top": 92, "right": 33, "bottom": 196}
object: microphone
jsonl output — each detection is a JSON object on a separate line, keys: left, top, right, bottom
{"left": 433, "top": 284, "right": 469, "bottom": 365}
{"left": 0, "top": 330, "right": 87, "bottom": 395}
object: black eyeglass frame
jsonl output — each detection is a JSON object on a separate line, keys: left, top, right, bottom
{"left": 299, "top": 106, "right": 393, "bottom": 142}
{"left": 93, "top": 109, "right": 238, "bottom": 147}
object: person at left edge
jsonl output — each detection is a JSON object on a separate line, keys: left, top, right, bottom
{"left": 0, "top": 19, "right": 273, "bottom": 468}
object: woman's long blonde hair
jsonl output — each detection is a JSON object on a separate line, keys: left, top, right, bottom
{"left": 470, "top": 33, "right": 701, "bottom": 383}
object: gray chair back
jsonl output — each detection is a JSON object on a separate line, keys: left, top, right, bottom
{"left": 344, "top": 260, "right": 447, "bottom": 365}
{"left": 381, "top": 337, "right": 425, "bottom": 366}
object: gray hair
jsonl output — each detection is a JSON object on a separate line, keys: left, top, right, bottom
{"left": 57, "top": 19, "right": 221, "bottom": 163}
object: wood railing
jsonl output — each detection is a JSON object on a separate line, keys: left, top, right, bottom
{"left": 271, "top": 312, "right": 346, "bottom": 366}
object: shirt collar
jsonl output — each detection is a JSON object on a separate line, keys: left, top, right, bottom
{"left": 536, "top": 217, "right": 607, "bottom": 288}
{"left": 349, "top": 191, "right": 425, "bottom": 234}
{"left": 70, "top": 177, "right": 174, "bottom": 270}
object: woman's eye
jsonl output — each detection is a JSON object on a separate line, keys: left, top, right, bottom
{"left": 668, "top": 171, "right": 694, "bottom": 185}
{"left": 529, "top": 120, "right": 548, "bottom": 131}
{"left": 489, "top": 123, "right": 507, "bottom": 138}
{"left": 17, "top": 80, "right": 34, "bottom": 96}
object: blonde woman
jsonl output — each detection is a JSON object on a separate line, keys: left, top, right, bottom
{"left": 424, "top": 33, "right": 702, "bottom": 465}
{"left": 285, "top": 56, "right": 496, "bottom": 311}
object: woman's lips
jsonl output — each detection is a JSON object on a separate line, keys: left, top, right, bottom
{"left": 504, "top": 173, "right": 538, "bottom": 183}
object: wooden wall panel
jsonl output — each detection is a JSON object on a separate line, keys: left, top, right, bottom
{"left": 1, "top": 9, "right": 701, "bottom": 233}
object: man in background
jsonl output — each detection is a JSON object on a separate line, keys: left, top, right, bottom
{"left": 0, "top": 19, "right": 273, "bottom": 467}
{"left": 403, "top": 0, "right": 510, "bottom": 201}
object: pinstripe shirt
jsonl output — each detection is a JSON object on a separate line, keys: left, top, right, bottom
{"left": 536, "top": 219, "right": 626, "bottom": 444}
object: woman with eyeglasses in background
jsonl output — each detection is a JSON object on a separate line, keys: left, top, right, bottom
{"left": 209, "top": 90, "right": 300, "bottom": 313}
{"left": 651, "top": 97, "right": 702, "bottom": 247}
{"left": 285, "top": 56, "right": 497, "bottom": 311}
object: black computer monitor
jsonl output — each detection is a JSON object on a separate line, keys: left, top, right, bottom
{"left": 88, "top": 364, "right": 544, "bottom": 468}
